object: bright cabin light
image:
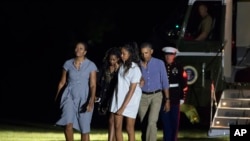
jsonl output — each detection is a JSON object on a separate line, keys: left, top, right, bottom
{"left": 222, "top": 102, "right": 227, "bottom": 106}
{"left": 216, "top": 121, "right": 220, "bottom": 124}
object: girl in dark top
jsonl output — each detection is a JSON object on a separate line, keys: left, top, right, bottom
{"left": 96, "top": 47, "right": 121, "bottom": 141}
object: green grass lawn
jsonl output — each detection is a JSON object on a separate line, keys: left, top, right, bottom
{"left": 0, "top": 119, "right": 229, "bottom": 141}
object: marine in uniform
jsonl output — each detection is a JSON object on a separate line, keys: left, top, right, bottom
{"left": 160, "top": 46, "right": 188, "bottom": 141}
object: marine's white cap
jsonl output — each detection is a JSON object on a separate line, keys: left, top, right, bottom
{"left": 162, "top": 46, "right": 179, "bottom": 54}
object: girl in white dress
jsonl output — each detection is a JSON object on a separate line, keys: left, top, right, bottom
{"left": 110, "top": 42, "right": 142, "bottom": 141}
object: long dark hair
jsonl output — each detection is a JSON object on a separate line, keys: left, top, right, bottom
{"left": 102, "top": 47, "right": 121, "bottom": 70}
{"left": 121, "top": 42, "right": 140, "bottom": 76}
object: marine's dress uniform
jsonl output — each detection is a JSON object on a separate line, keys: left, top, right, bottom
{"left": 160, "top": 47, "right": 188, "bottom": 141}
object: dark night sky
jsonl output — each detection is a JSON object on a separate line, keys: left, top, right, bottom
{"left": 0, "top": 1, "right": 188, "bottom": 124}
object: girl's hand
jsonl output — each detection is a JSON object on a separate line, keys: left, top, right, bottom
{"left": 139, "top": 77, "right": 145, "bottom": 87}
{"left": 116, "top": 107, "right": 125, "bottom": 116}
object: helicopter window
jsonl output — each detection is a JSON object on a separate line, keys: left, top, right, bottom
{"left": 185, "top": 1, "right": 223, "bottom": 41}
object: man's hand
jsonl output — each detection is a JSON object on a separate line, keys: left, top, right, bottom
{"left": 163, "top": 100, "right": 170, "bottom": 112}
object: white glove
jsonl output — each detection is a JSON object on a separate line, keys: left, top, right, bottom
{"left": 180, "top": 99, "right": 184, "bottom": 105}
